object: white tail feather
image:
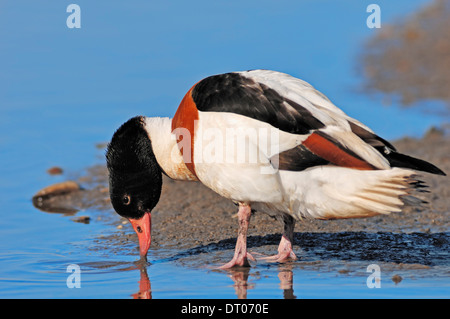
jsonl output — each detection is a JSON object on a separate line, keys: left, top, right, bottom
{"left": 279, "top": 167, "right": 425, "bottom": 220}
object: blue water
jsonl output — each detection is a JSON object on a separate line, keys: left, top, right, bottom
{"left": 0, "top": 1, "right": 448, "bottom": 299}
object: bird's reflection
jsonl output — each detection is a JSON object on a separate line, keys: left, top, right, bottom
{"left": 127, "top": 259, "right": 152, "bottom": 299}
{"left": 277, "top": 264, "right": 296, "bottom": 299}
{"left": 129, "top": 259, "right": 296, "bottom": 299}
{"left": 224, "top": 263, "right": 296, "bottom": 299}
{"left": 225, "top": 267, "right": 254, "bottom": 299}
{"left": 132, "top": 265, "right": 152, "bottom": 299}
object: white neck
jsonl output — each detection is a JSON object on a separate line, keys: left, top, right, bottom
{"left": 143, "top": 117, "right": 198, "bottom": 181}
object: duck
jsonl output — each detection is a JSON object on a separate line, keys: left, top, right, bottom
{"left": 106, "top": 69, "right": 445, "bottom": 269}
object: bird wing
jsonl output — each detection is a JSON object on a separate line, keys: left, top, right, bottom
{"left": 190, "top": 70, "right": 391, "bottom": 172}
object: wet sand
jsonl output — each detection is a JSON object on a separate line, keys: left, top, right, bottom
{"left": 33, "top": 129, "right": 449, "bottom": 270}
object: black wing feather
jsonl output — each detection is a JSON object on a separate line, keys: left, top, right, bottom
{"left": 349, "top": 121, "right": 446, "bottom": 176}
{"left": 192, "top": 72, "right": 325, "bottom": 135}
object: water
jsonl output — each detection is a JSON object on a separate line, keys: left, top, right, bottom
{"left": 0, "top": 1, "right": 448, "bottom": 299}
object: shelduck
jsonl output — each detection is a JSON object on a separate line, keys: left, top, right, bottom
{"left": 106, "top": 70, "right": 445, "bottom": 268}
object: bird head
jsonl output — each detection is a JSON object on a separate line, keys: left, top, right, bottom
{"left": 106, "top": 116, "right": 162, "bottom": 259}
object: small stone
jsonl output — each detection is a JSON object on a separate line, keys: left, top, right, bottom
{"left": 392, "top": 274, "right": 403, "bottom": 284}
{"left": 33, "top": 181, "right": 80, "bottom": 198}
{"left": 73, "top": 216, "right": 90, "bottom": 224}
{"left": 47, "top": 166, "right": 63, "bottom": 175}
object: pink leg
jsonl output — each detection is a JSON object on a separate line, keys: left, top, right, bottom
{"left": 219, "top": 203, "right": 255, "bottom": 269}
{"left": 259, "top": 215, "right": 297, "bottom": 262}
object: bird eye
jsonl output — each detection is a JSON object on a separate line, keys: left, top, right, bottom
{"left": 122, "top": 194, "right": 131, "bottom": 205}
